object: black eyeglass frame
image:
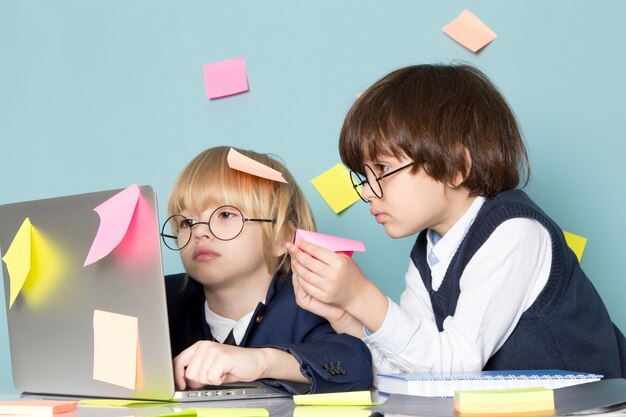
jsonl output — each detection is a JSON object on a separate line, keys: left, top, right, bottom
{"left": 160, "top": 205, "right": 275, "bottom": 251}
{"left": 350, "top": 162, "right": 414, "bottom": 203}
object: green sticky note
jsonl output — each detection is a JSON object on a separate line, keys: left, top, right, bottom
{"left": 293, "top": 406, "right": 371, "bottom": 417}
{"left": 158, "top": 408, "right": 269, "bottom": 417}
{"left": 293, "top": 390, "right": 374, "bottom": 406}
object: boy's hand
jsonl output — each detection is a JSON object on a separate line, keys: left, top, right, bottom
{"left": 286, "top": 240, "right": 389, "bottom": 334}
{"left": 287, "top": 240, "right": 368, "bottom": 311}
{"left": 291, "top": 266, "right": 364, "bottom": 338}
{"left": 173, "top": 341, "right": 268, "bottom": 389}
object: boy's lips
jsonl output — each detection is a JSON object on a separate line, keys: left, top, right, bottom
{"left": 370, "top": 209, "right": 387, "bottom": 223}
{"left": 193, "top": 248, "right": 219, "bottom": 261}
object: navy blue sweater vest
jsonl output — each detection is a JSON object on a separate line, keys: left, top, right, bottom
{"left": 410, "top": 189, "right": 626, "bottom": 378}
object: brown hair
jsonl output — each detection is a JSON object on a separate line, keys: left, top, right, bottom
{"left": 339, "top": 64, "right": 529, "bottom": 197}
{"left": 168, "top": 146, "right": 316, "bottom": 279}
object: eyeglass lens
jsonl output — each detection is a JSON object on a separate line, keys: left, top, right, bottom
{"left": 161, "top": 206, "right": 247, "bottom": 250}
{"left": 350, "top": 165, "right": 383, "bottom": 202}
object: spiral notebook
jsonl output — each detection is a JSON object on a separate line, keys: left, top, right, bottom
{"left": 376, "top": 369, "right": 603, "bottom": 398}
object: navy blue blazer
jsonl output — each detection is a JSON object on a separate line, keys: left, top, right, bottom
{"left": 165, "top": 272, "right": 373, "bottom": 394}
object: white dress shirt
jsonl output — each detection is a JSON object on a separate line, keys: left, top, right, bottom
{"left": 204, "top": 302, "right": 257, "bottom": 345}
{"left": 364, "top": 196, "right": 553, "bottom": 376}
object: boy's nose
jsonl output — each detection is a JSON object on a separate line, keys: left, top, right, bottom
{"left": 360, "top": 182, "right": 377, "bottom": 202}
{"left": 192, "top": 222, "right": 214, "bottom": 240}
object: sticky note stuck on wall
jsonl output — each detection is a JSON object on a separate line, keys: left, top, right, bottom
{"left": 563, "top": 230, "right": 588, "bottom": 263}
{"left": 203, "top": 57, "right": 249, "bottom": 99}
{"left": 311, "top": 163, "right": 360, "bottom": 214}
{"left": 442, "top": 9, "right": 497, "bottom": 53}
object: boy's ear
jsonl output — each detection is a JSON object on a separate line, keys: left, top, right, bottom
{"left": 450, "top": 147, "right": 472, "bottom": 188}
{"left": 272, "top": 228, "right": 290, "bottom": 258}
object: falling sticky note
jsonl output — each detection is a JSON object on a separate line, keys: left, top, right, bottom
{"left": 311, "top": 163, "right": 360, "bottom": 214}
{"left": 442, "top": 9, "right": 497, "bottom": 53}
{"left": 293, "top": 390, "right": 375, "bottom": 406}
{"left": 84, "top": 184, "right": 140, "bottom": 266}
{"left": 227, "top": 148, "right": 288, "bottom": 183}
{"left": 564, "top": 230, "right": 588, "bottom": 263}
{"left": 203, "top": 57, "right": 249, "bottom": 99}
{"left": 158, "top": 408, "right": 269, "bottom": 417}
{"left": 2, "top": 218, "right": 32, "bottom": 308}
{"left": 293, "top": 406, "right": 371, "bottom": 417}
{"left": 295, "top": 229, "right": 365, "bottom": 257}
{"left": 93, "top": 310, "right": 138, "bottom": 390}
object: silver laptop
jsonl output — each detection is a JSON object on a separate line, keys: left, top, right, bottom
{"left": 0, "top": 186, "right": 287, "bottom": 402}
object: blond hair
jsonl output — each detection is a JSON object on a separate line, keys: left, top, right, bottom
{"left": 168, "top": 146, "right": 316, "bottom": 279}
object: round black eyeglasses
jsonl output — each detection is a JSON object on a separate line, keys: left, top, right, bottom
{"left": 160, "top": 205, "right": 275, "bottom": 251}
{"left": 349, "top": 162, "right": 414, "bottom": 203}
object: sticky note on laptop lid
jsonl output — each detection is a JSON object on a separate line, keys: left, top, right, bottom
{"left": 294, "top": 229, "right": 365, "bottom": 257}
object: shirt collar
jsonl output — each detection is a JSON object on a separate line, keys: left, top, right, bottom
{"left": 427, "top": 196, "right": 486, "bottom": 269}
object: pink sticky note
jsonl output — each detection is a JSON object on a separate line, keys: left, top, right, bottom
{"left": 93, "top": 310, "right": 138, "bottom": 390}
{"left": 203, "top": 57, "right": 249, "bottom": 99}
{"left": 227, "top": 148, "right": 288, "bottom": 183}
{"left": 294, "top": 229, "right": 365, "bottom": 257}
{"left": 442, "top": 9, "right": 497, "bottom": 53}
{"left": 84, "top": 184, "right": 140, "bottom": 266}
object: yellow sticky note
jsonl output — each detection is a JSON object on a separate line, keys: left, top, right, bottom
{"left": 2, "top": 218, "right": 32, "bottom": 308}
{"left": 563, "top": 230, "right": 587, "bottom": 262}
{"left": 158, "top": 408, "right": 269, "bottom": 417}
{"left": 93, "top": 310, "right": 138, "bottom": 390}
{"left": 311, "top": 163, "right": 360, "bottom": 214}
{"left": 293, "top": 390, "right": 374, "bottom": 406}
{"left": 442, "top": 9, "right": 497, "bottom": 53}
{"left": 293, "top": 406, "right": 371, "bottom": 417}
{"left": 80, "top": 399, "right": 175, "bottom": 407}
{"left": 454, "top": 387, "right": 554, "bottom": 414}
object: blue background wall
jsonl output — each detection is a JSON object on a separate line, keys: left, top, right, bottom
{"left": 1, "top": 1, "right": 625, "bottom": 389}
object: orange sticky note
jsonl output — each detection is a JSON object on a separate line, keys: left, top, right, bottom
{"left": 0, "top": 400, "right": 77, "bottom": 415}
{"left": 84, "top": 184, "right": 140, "bottom": 266}
{"left": 311, "top": 163, "right": 360, "bottom": 214}
{"left": 203, "top": 57, "right": 249, "bottom": 99}
{"left": 227, "top": 148, "right": 288, "bottom": 183}
{"left": 442, "top": 9, "right": 497, "bottom": 52}
{"left": 93, "top": 310, "right": 138, "bottom": 390}
{"left": 2, "top": 218, "right": 32, "bottom": 308}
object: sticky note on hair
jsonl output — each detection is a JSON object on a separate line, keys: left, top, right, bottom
{"left": 227, "top": 148, "right": 288, "bottom": 183}
{"left": 295, "top": 229, "right": 365, "bottom": 257}
{"left": 93, "top": 310, "right": 138, "bottom": 390}
{"left": 442, "top": 9, "right": 497, "bottom": 53}
{"left": 84, "top": 184, "right": 140, "bottom": 266}
{"left": 311, "top": 163, "right": 360, "bottom": 214}
{"left": 203, "top": 57, "right": 249, "bottom": 99}
{"left": 2, "top": 218, "right": 32, "bottom": 308}
{"left": 563, "top": 230, "right": 587, "bottom": 263}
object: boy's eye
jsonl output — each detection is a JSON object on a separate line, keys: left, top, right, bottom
{"left": 215, "top": 209, "right": 240, "bottom": 221}
{"left": 373, "top": 164, "right": 390, "bottom": 175}
{"left": 179, "top": 218, "right": 194, "bottom": 228}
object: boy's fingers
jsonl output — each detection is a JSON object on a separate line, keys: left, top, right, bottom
{"left": 297, "top": 240, "right": 337, "bottom": 264}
